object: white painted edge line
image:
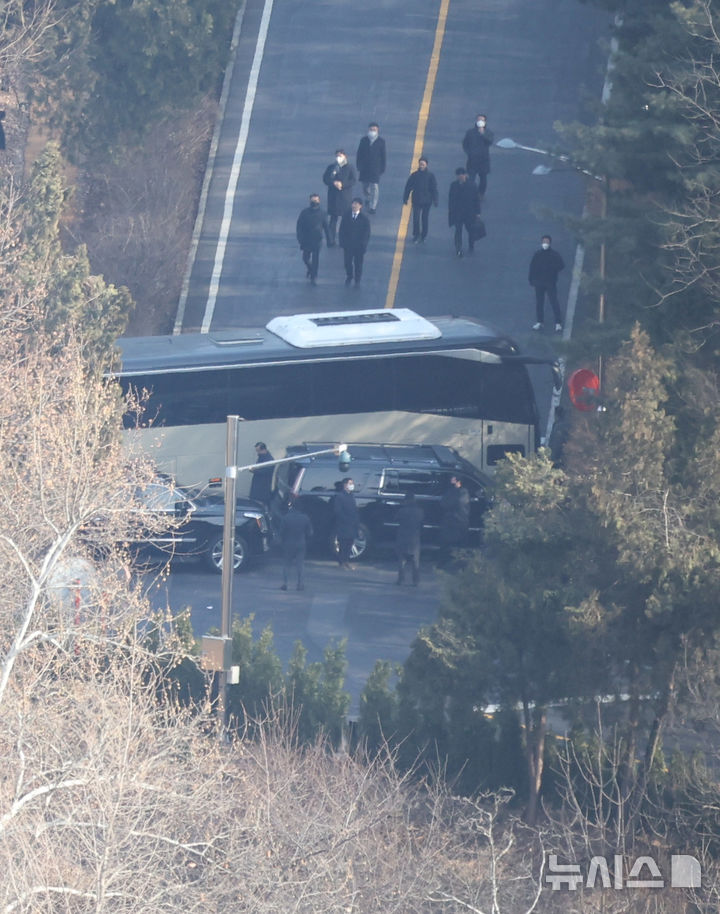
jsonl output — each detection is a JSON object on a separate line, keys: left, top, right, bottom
{"left": 543, "top": 13, "right": 619, "bottom": 445}
{"left": 174, "top": 1, "right": 248, "bottom": 336}
{"left": 201, "top": 0, "right": 275, "bottom": 335}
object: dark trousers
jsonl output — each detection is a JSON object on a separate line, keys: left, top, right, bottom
{"left": 328, "top": 214, "right": 339, "bottom": 245}
{"left": 534, "top": 283, "right": 562, "bottom": 324}
{"left": 396, "top": 545, "right": 420, "bottom": 584}
{"left": 283, "top": 546, "right": 306, "bottom": 589}
{"left": 343, "top": 249, "right": 365, "bottom": 282}
{"left": 467, "top": 164, "right": 488, "bottom": 196}
{"left": 301, "top": 246, "right": 320, "bottom": 280}
{"left": 338, "top": 537, "right": 354, "bottom": 564}
{"left": 412, "top": 204, "right": 431, "bottom": 239}
{"left": 453, "top": 221, "right": 475, "bottom": 253}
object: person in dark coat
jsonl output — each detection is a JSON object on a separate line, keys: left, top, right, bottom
{"left": 333, "top": 477, "right": 360, "bottom": 569}
{"left": 296, "top": 193, "right": 329, "bottom": 285}
{"left": 249, "top": 442, "right": 274, "bottom": 507}
{"left": 403, "top": 156, "right": 438, "bottom": 243}
{"left": 356, "top": 122, "right": 386, "bottom": 214}
{"left": 529, "top": 234, "right": 566, "bottom": 332}
{"left": 279, "top": 499, "right": 313, "bottom": 591}
{"left": 448, "top": 168, "right": 481, "bottom": 257}
{"left": 322, "top": 149, "right": 356, "bottom": 246}
{"left": 395, "top": 492, "right": 424, "bottom": 586}
{"left": 438, "top": 475, "right": 470, "bottom": 565}
{"left": 462, "top": 113, "right": 494, "bottom": 195}
{"left": 339, "top": 198, "right": 371, "bottom": 286}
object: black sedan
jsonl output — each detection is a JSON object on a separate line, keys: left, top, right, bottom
{"left": 127, "top": 480, "right": 271, "bottom": 573}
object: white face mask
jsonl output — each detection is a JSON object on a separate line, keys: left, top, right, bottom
{"left": 368, "top": 130, "right": 378, "bottom": 140}
{"left": 336, "top": 156, "right": 345, "bottom": 165}
{"left": 346, "top": 483, "right": 355, "bottom": 492}
{"left": 541, "top": 242, "right": 550, "bottom": 250}
{"left": 477, "top": 119, "right": 486, "bottom": 128}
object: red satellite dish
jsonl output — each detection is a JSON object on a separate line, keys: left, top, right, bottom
{"left": 568, "top": 368, "right": 600, "bottom": 411}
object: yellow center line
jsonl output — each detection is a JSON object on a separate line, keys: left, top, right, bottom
{"left": 384, "top": 0, "right": 451, "bottom": 310}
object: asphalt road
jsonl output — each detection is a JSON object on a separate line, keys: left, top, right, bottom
{"left": 164, "top": 0, "right": 611, "bottom": 712}
{"left": 144, "top": 552, "right": 443, "bottom": 718}
{"left": 178, "top": 0, "right": 610, "bottom": 424}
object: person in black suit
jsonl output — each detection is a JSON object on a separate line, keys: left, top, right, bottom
{"left": 339, "top": 198, "right": 371, "bottom": 286}
{"left": 448, "top": 167, "right": 481, "bottom": 257}
{"left": 356, "top": 122, "right": 386, "bottom": 214}
{"left": 403, "top": 156, "right": 438, "bottom": 243}
{"left": 249, "top": 442, "right": 274, "bottom": 507}
{"left": 322, "top": 149, "right": 356, "bottom": 246}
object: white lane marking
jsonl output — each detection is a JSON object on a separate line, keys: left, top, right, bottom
{"left": 201, "top": 0, "right": 275, "bottom": 334}
{"left": 174, "top": 1, "right": 249, "bottom": 335}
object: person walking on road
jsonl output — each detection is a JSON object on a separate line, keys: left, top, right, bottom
{"left": 356, "top": 122, "right": 386, "bottom": 214}
{"left": 438, "top": 475, "right": 470, "bottom": 566}
{"left": 462, "top": 113, "right": 494, "bottom": 196}
{"left": 323, "top": 149, "right": 356, "bottom": 246}
{"left": 339, "top": 198, "right": 371, "bottom": 286}
{"left": 403, "top": 156, "right": 438, "bottom": 244}
{"left": 279, "top": 498, "right": 313, "bottom": 592}
{"left": 529, "top": 234, "right": 565, "bottom": 332}
{"left": 395, "top": 492, "right": 424, "bottom": 586}
{"left": 448, "top": 168, "right": 481, "bottom": 257}
{"left": 334, "top": 477, "right": 360, "bottom": 569}
{"left": 249, "top": 442, "right": 274, "bottom": 507}
{"left": 296, "top": 193, "right": 329, "bottom": 285}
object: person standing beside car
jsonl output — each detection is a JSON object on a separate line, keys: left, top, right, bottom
{"left": 249, "top": 442, "right": 274, "bottom": 508}
{"left": 395, "top": 492, "right": 424, "bottom": 586}
{"left": 334, "top": 477, "right": 360, "bottom": 569}
{"left": 279, "top": 498, "right": 313, "bottom": 592}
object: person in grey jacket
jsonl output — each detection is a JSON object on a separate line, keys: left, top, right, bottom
{"left": 403, "top": 156, "right": 438, "bottom": 243}
{"left": 395, "top": 492, "right": 424, "bottom": 586}
{"left": 279, "top": 499, "right": 313, "bottom": 591}
{"left": 296, "top": 193, "right": 329, "bottom": 285}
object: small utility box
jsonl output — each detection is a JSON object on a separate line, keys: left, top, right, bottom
{"left": 201, "top": 635, "right": 233, "bottom": 672}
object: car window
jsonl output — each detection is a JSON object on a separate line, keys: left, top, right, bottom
{"left": 137, "top": 483, "right": 182, "bottom": 512}
{"left": 384, "top": 470, "right": 441, "bottom": 497}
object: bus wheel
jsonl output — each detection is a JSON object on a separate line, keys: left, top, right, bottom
{"left": 205, "top": 534, "right": 248, "bottom": 574}
{"left": 331, "top": 524, "right": 371, "bottom": 561}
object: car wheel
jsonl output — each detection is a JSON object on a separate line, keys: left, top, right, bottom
{"left": 331, "top": 523, "right": 371, "bottom": 561}
{"left": 205, "top": 534, "right": 248, "bottom": 574}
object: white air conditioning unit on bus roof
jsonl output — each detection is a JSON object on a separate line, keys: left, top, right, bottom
{"left": 266, "top": 309, "right": 442, "bottom": 348}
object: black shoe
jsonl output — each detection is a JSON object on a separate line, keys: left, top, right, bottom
{"left": 310, "top": 277, "right": 317, "bottom": 286}
{"left": 306, "top": 268, "right": 311, "bottom": 278}
{"left": 412, "top": 236, "right": 420, "bottom": 244}
{"left": 345, "top": 277, "right": 352, "bottom": 286}
{"left": 354, "top": 279, "right": 360, "bottom": 286}
{"left": 419, "top": 236, "right": 426, "bottom": 243}
{"left": 328, "top": 241, "right": 336, "bottom": 248}
{"left": 280, "top": 584, "right": 288, "bottom": 591}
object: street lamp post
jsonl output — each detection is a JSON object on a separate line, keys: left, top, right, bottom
{"left": 211, "top": 423, "right": 349, "bottom": 734}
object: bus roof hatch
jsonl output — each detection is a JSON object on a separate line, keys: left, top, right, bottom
{"left": 266, "top": 309, "right": 442, "bottom": 348}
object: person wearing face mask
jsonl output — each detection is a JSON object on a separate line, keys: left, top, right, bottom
{"left": 462, "top": 113, "right": 494, "bottom": 196}
{"left": 296, "top": 193, "right": 330, "bottom": 285}
{"left": 356, "top": 122, "right": 386, "bottom": 214}
{"left": 323, "top": 149, "right": 356, "bottom": 246}
{"left": 529, "top": 234, "right": 565, "bottom": 332}
{"left": 403, "top": 156, "right": 438, "bottom": 243}
{"left": 334, "top": 477, "right": 360, "bottom": 569}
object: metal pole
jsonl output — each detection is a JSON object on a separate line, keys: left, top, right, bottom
{"left": 219, "top": 415, "right": 240, "bottom": 731}
{"left": 598, "top": 176, "right": 608, "bottom": 388}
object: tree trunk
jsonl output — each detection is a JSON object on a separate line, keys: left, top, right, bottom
{"left": 523, "top": 704, "right": 547, "bottom": 826}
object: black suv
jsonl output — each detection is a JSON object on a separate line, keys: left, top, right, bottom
{"left": 127, "top": 479, "right": 271, "bottom": 573}
{"left": 271, "top": 443, "right": 491, "bottom": 559}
